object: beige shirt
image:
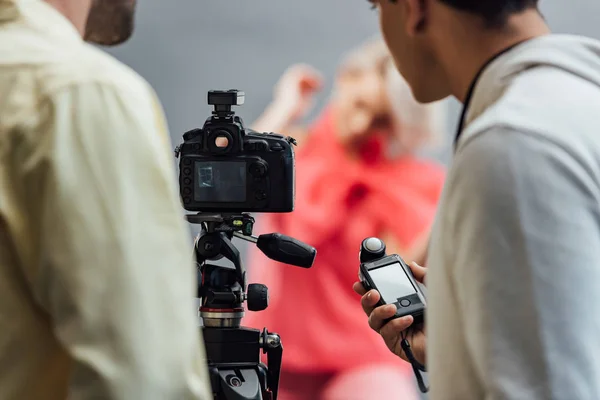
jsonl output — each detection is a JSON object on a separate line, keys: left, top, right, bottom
{"left": 0, "top": 1, "right": 211, "bottom": 399}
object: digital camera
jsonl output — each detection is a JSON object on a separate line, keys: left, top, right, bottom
{"left": 175, "top": 90, "right": 296, "bottom": 213}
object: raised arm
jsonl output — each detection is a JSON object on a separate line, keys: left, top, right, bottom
{"left": 251, "top": 64, "right": 323, "bottom": 145}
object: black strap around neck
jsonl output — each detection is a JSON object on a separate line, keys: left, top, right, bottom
{"left": 454, "top": 40, "right": 531, "bottom": 150}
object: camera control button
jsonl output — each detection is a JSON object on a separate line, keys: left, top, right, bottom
{"left": 183, "top": 168, "right": 192, "bottom": 176}
{"left": 256, "top": 142, "right": 268, "bottom": 151}
{"left": 249, "top": 162, "right": 267, "bottom": 177}
{"left": 183, "top": 158, "right": 192, "bottom": 165}
{"left": 400, "top": 299, "right": 411, "bottom": 307}
{"left": 183, "top": 178, "right": 192, "bottom": 185}
{"left": 255, "top": 190, "right": 267, "bottom": 200}
{"left": 270, "top": 143, "right": 283, "bottom": 152}
{"left": 183, "top": 187, "right": 192, "bottom": 195}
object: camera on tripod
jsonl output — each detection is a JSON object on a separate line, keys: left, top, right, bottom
{"left": 175, "top": 90, "right": 316, "bottom": 400}
{"left": 177, "top": 89, "right": 295, "bottom": 213}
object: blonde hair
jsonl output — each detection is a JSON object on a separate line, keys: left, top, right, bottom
{"left": 339, "top": 38, "right": 390, "bottom": 75}
{"left": 339, "top": 37, "right": 447, "bottom": 153}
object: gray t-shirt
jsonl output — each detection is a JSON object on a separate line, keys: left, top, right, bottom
{"left": 426, "top": 35, "right": 600, "bottom": 399}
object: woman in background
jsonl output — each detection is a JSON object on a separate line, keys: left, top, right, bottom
{"left": 245, "top": 38, "right": 446, "bottom": 400}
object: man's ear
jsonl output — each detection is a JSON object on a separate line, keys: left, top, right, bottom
{"left": 404, "top": 0, "right": 427, "bottom": 36}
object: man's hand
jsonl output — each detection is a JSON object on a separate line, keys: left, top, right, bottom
{"left": 353, "top": 261, "right": 427, "bottom": 366}
{"left": 380, "top": 230, "right": 430, "bottom": 267}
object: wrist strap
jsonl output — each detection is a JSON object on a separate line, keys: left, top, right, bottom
{"left": 400, "top": 337, "right": 428, "bottom": 393}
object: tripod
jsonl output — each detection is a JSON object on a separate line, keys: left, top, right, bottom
{"left": 188, "top": 213, "right": 316, "bottom": 400}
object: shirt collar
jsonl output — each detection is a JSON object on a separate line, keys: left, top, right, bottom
{"left": 453, "top": 39, "right": 532, "bottom": 151}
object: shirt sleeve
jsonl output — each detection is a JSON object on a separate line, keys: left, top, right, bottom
{"left": 29, "top": 81, "right": 211, "bottom": 399}
{"left": 447, "top": 127, "right": 600, "bottom": 399}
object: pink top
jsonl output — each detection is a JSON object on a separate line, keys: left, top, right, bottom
{"left": 243, "top": 108, "right": 445, "bottom": 374}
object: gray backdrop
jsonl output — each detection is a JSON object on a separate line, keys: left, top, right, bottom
{"left": 105, "top": 1, "right": 600, "bottom": 396}
{"left": 106, "top": 0, "right": 600, "bottom": 160}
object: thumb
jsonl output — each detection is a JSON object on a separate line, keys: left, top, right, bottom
{"left": 409, "top": 261, "right": 427, "bottom": 284}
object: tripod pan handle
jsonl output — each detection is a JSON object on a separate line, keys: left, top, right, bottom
{"left": 256, "top": 233, "right": 316, "bottom": 268}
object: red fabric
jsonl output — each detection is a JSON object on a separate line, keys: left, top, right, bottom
{"left": 243, "top": 108, "right": 445, "bottom": 375}
{"left": 276, "top": 364, "right": 418, "bottom": 400}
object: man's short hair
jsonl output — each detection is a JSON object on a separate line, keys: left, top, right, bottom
{"left": 437, "top": 0, "right": 540, "bottom": 27}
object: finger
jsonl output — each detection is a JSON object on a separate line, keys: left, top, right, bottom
{"left": 353, "top": 282, "right": 367, "bottom": 296}
{"left": 297, "top": 63, "right": 323, "bottom": 78}
{"left": 300, "top": 79, "right": 322, "bottom": 93}
{"left": 300, "top": 71, "right": 324, "bottom": 91}
{"left": 288, "top": 64, "right": 323, "bottom": 80}
{"left": 360, "top": 289, "right": 381, "bottom": 316}
{"left": 379, "top": 315, "right": 414, "bottom": 341}
{"left": 368, "top": 304, "right": 398, "bottom": 332}
{"left": 409, "top": 261, "right": 427, "bottom": 284}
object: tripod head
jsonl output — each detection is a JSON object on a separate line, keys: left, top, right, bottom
{"left": 190, "top": 212, "right": 315, "bottom": 327}
{"left": 188, "top": 212, "right": 316, "bottom": 400}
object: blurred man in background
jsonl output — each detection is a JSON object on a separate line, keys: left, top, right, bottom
{"left": 0, "top": 0, "right": 211, "bottom": 399}
{"left": 356, "top": 0, "right": 600, "bottom": 399}
{"left": 246, "top": 38, "right": 447, "bottom": 400}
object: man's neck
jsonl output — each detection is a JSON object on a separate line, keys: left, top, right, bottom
{"left": 43, "top": 0, "right": 92, "bottom": 37}
{"left": 438, "top": 9, "right": 551, "bottom": 103}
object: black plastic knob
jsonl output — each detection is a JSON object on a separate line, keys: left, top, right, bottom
{"left": 249, "top": 161, "right": 268, "bottom": 177}
{"left": 247, "top": 283, "right": 269, "bottom": 312}
{"left": 256, "top": 233, "right": 316, "bottom": 268}
{"left": 360, "top": 237, "right": 386, "bottom": 263}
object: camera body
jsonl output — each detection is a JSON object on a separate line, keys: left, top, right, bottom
{"left": 359, "top": 238, "right": 426, "bottom": 325}
{"left": 177, "top": 90, "right": 296, "bottom": 213}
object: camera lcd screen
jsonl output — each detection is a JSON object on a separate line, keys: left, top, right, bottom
{"left": 194, "top": 161, "right": 246, "bottom": 203}
{"left": 369, "top": 262, "right": 417, "bottom": 302}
